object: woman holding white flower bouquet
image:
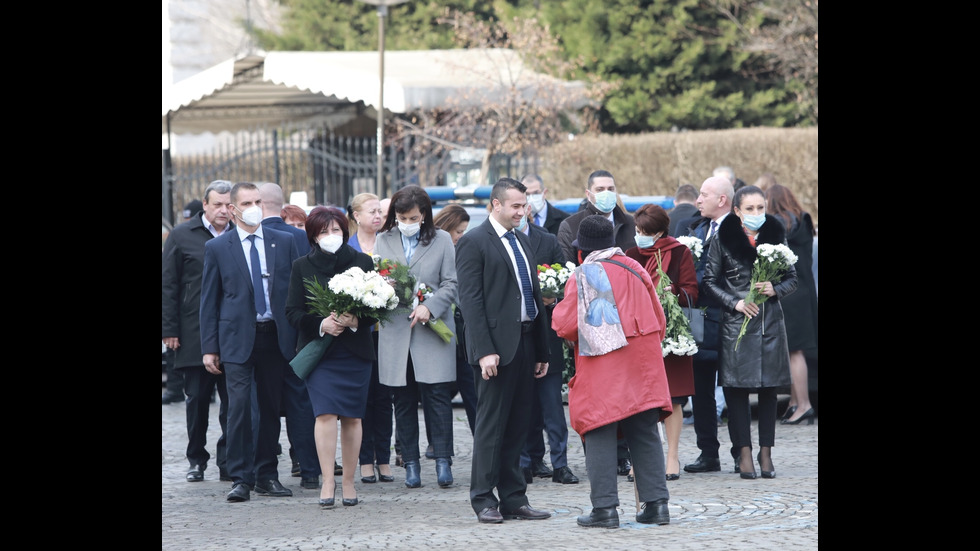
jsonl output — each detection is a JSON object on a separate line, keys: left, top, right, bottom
{"left": 285, "top": 206, "right": 382, "bottom": 508}
{"left": 375, "top": 185, "right": 459, "bottom": 489}
{"left": 703, "top": 186, "right": 797, "bottom": 480}
{"left": 625, "top": 203, "right": 698, "bottom": 482}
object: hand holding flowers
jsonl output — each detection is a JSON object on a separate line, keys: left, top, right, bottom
{"left": 412, "top": 282, "right": 454, "bottom": 343}
{"left": 734, "top": 243, "right": 799, "bottom": 351}
{"left": 291, "top": 267, "right": 399, "bottom": 380}
{"left": 374, "top": 257, "right": 453, "bottom": 343}
{"left": 654, "top": 250, "right": 698, "bottom": 357}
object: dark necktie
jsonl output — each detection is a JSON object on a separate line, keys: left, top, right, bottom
{"left": 247, "top": 234, "right": 268, "bottom": 316}
{"left": 709, "top": 220, "right": 718, "bottom": 240}
{"left": 504, "top": 231, "right": 537, "bottom": 320}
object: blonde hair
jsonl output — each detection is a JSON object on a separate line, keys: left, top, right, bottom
{"left": 347, "top": 192, "right": 380, "bottom": 234}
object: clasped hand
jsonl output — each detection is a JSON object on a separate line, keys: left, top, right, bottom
{"left": 409, "top": 304, "right": 431, "bottom": 327}
{"left": 321, "top": 312, "right": 357, "bottom": 336}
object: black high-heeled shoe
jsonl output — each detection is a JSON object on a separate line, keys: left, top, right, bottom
{"left": 737, "top": 447, "right": 756, "bottom": 479}
{"left": 361, "top": 464, "right": 377, "bottom": 484}
{"left": 757, "top": 451, "right": 775, "bottom": 479}
{"left": 781, "top": 407, "right": 815, "bottom": 425}
{"left": 319, "top": 497, "right": 335, "bottom": 509}
{"left": 780, "top": 405, "right": 798, "bottom": 421}
{"left": 342, "top": 497, "right": 359, "bottom": 506}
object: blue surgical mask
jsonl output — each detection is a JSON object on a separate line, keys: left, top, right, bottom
{"left": 517, "top": 215, "right": 528, "bottom": 232}
{"left": 592, "top": 190, "right": 617, "bottom": 213}
{"left": 742, "top": 214, "right": 766, "bottom": 231}
{"left": 634, "top": 234, "right": 657, "bottom": 249}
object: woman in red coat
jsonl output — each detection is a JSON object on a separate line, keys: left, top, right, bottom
{"left": 624, "top": 204, "right": 698, "bottom": 481}
{"left": 552, "top": 215, "right": 673, "bottom": 529}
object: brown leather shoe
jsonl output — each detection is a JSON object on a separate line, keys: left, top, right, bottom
{"left": 477, "top": 507, "right": 503, "bottom": 524}
{"left": 501, "top": 504, "right": 551, "bottom": 520}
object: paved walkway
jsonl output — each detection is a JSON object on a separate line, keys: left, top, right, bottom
{"left": 162, "top": 397, "right": 817, "bottom": 550}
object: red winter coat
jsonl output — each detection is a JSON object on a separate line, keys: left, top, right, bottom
{"left": 551, "top": 252, "right": 673, "bottom": 436}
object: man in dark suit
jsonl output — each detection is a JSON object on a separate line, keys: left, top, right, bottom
{"left": 455, "top": 177, "right": 553, "bottom": 524}
{"left": 522, "top": 174, "right": 569, "bottom": 236}
{"left": 163, "top": 180, "right": 234, "bottom": 482}
{"left": 258, "top": 182, "right": 319, "bottom": 490}
{"left": 667, "top": 184, "right": 699, "bottom": 237}
{"left": 676, "top": 175, "right": 736, "bottom": 475}
{"left": 517, "top": 211, "right": 580, "bottom": 485}
{"left": 520, "top": 173, "right": 579, "bottom": 484}
{"left": 201, "top": 181, "right": 301, "bottom": 503}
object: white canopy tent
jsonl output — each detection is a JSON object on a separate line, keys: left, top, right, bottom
{"left": 162, "top": 48, "right": 590, "bottom": 136}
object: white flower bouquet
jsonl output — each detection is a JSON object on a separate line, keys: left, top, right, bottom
{"left": 735, "top": 243, "right": 798, "bottom": 351}
{"left": 537, "top": 262, "right": 575, "bottom": 299}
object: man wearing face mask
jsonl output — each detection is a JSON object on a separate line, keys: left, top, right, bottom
{"left": 557, "top": 170, "right": 637, "bottom": 268}
{"left": 200, "top": 182, "right": 302, "bottom": 503}
{"left": 556, "top": 170, "right": 637, "bottom": 476}
{"left": 522, "top": 174, "right": 569, "bottom": 235}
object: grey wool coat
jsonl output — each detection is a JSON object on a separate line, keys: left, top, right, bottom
{"left": 375, "top": 227, "right": 459, "bottom": 387}
{"left": 703, "top": 214, "right": 796, "bottom": 389}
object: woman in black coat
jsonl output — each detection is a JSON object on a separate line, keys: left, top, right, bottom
{"left": 703, "top": 186, "right": 797, "bottom": 480}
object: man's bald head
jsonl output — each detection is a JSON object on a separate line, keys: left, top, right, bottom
{"left": 258, "top": 183, "right": 286, "bottom": 216}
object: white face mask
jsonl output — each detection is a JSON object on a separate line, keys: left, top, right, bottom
{"left": 526, "top": 193, "right": 545, "bottom": 214}
{"left": 318, "top": 234, "right": 343, "bottom": 254}
{"left": 239, "top": 205, "right": 262, "bottom": 227}
{"left": 397, "top": 220, "right": 421, "bottom": 237}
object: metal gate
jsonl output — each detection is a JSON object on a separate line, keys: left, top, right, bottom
{"left": 162, "top": 122, "right": 540, "bottom": 225}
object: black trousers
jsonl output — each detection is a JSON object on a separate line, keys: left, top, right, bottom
{"left": 359, "top": 331, "right": 394, "bottom": 466}
{"left": 391, "top": 353, "right": 455, "bottom": 463}
{"left": 724, "top": 386, "right": 778, "bottom": 450}
{"left": 690, "top": 357, "right": 721, "bottom": 459}
{"left": 469, "top": 333, "right": 535, "bottom": 514}
{"left": 182, "top": 365, "right": 228, "bottom": 470}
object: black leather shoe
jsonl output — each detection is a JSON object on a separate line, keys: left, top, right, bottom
{"left": 254, "top": 479, "right": 293, "bottom": 497}
{"left": 378, "top": 470, "right": 394, "bottom": 483}
{"left": 300, "top": 477, "right": 319, "bottom": 489}
{"left": 218, "top": 468, "right": 232, "bottom": 482}
{"left": 404, "top": 460, "right": 421, "bottom": 488}
{"left": 318, "top": 497, "right": 335, "bottom": 509}
{"left": 161, "top": 391, "right": 184, "bottom": 405}
{"left": 291, "top": 460, "right": 301, "bottom": 477}
{"left": 683, "top": 455, "right": 721, "bottom": 473}
{"left": 522, "top": 466, "right": 533, "bottom": 484}
{"left": 577, "top": 506, "right": 619, "bottom": 528}
{"left": 501, "top": 504, "right": 551, "bottom": 520}
{"left": 636, "top": 499, "right": 669, "bottom": 525}
{"left": 334, "top": 462, "right": 343, "bottom": 476}
{"left": 342, "top": 497, "right": 358, "bottom": 506}
{"left": 477, "top": 507, "right": 503, "bottom": 524}
{"left": 227, "top": 483, "right": 250, "bottom": 502}
{"left": 186, "top": 464, "right": 204, "bottom": 482}
{"left": 361, "top": 465, "right": 377, "bottom": 484}
{"left": 552, "top": 466, "right": 579, "bottom": 484}
{"left": 531, "top": 459, "right": 553, "bottom": 478}
{"left": 436, "top": 458, "right": 453, "bottom": 487}
{"left": 617, "top": 458, "right": 632, "bottom": 476}
{"left": 666, "top": 473, "right": 680, "bottom": 481}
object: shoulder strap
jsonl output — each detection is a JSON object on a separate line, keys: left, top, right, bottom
{"left": 597, "top": 258, "right": 645, "bottom": 283}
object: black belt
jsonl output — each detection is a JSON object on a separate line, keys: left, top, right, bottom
{"left": 256, "top": 320, "right": 276, "bottom": 333}
{"left": 521, "top": 320, "right": 534, "bottom": 334}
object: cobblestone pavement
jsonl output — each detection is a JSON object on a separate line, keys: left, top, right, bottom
{"left": 163, "top": 398, "right": 817, "bottom": 550}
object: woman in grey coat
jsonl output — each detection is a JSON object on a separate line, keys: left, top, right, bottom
{"left": 703, "top": 185, "right": 797, "bottom": 480}
{"left": 374, "top": 185, "right": 459, "bottom": 489}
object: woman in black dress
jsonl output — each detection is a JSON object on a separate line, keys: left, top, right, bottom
{"left": 286, "top": 206, "right": 378, "bottom": 508}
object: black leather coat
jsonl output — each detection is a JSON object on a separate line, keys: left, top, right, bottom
{"left": 703, "top": 214, "right": 796, "bottom": 388}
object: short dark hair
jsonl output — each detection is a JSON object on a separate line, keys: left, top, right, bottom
{"left": 633, "top": 203, "right": 670, "bottom": 235}
{"left": 674, "top": 184, "right": 698, "bottom": 203}
{"left": 587, "top": 170, "right": 614, "bottom": 189}
{"left": 490, "top": 177, "right": 526, "bottom": 205}
{"left": 306, "top": 205, "right": 349, "bottom": 248}
{"left": 732, "top": 185, "right": 766, "bottom": 211}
